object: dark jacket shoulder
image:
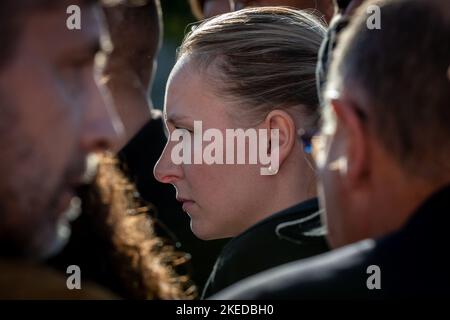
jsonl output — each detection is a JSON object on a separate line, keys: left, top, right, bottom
{"left": 202, "top": 199, "right": 329, "bottom": 298}
{"left": 213, "top": 184, "right": 450, "bottom": 299}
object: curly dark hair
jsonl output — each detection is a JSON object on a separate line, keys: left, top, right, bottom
{"left": 88, "top": 154, "right": 197, "bottom": 299}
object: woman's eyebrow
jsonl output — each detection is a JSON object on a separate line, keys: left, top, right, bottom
{"left": 164, "top": 112, "right": 192, "bottom": 125}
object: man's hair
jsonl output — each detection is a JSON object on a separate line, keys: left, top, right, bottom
{"left": 326, "top": 0, "right": 450, "bottom": 180}
{"left": 178, "top": 7, "right": 326, "bottom": 128}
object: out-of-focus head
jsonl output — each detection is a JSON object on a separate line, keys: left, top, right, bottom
{"left": 101, "top": 0, "right": 162, "bottom": 145}
{"left": 154, "top": 7, "right": 325, "bottom": 240}
{"left": 189, "top": 0, "right": 232, "bottom": 20}
{"left": 231, "top": 0, "right": 334, "bottom": 22}
{"left": 316, "top": 0, "right": 450, "bottom": 248}
{"left": 0, "top": 0, "right": 124, "bottom": 259}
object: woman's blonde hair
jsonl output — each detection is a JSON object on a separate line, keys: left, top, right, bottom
{"left": 178, "top": 6, "right": 327, "bottom": 128}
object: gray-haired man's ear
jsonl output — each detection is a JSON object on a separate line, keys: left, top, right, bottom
{"left": 328, "top": 97, "right": 370, "bottom": 189}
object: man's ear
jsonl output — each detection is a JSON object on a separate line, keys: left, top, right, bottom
{"left": 262, "top": 110, "right": 296, "bottom": 168}
{"left": 330, "top": 98, "right": 370, "bottom": 188}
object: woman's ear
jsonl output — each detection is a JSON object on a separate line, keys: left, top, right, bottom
{"left": 262, "top": 110, "right": 297, "bottom": 170}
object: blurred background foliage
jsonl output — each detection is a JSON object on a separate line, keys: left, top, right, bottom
{"left": 162, "top": 0, "right": 196, "bottom": 43}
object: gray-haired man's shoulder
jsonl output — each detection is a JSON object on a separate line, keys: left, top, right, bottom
{"left": 210, "top": 239, "right": 383, "bottom": 300}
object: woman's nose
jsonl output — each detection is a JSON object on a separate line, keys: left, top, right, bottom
{"left": 154, "top": 142, "right": 183, "bottom": 184}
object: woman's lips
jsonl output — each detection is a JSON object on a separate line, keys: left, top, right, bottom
{"left": 177, "top": 197, "right": 195, "bottom": 213}
{"left": 182, "top": 200, "right": 195, "bottom": 213}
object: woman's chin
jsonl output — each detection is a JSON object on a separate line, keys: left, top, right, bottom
{"left": 190, "top": 221, "right": 214, "bottom": 240}
{"left": 190, "top": 221, "right": 231, "bottom": 241}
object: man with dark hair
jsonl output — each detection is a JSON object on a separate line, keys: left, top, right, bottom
{"left": 0, "top": 0, "right": 122, "bottom": 298}
{"left": 213, "top": 0, "right": 450, "bottom": 298}
{"left": 110, "top": 1, "right": 228, "bottom": 291}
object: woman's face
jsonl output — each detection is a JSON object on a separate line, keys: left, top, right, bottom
{"left": 154, "top": 57, "right": 273, "bottom": 240}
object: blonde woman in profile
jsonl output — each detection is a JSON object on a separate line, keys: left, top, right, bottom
{"left": 154, "top": 7, "right": 329, "bottom": 298}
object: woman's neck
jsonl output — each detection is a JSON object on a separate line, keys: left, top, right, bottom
{"left": 256, "top": 156, "right": 318, "bottom": 223}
